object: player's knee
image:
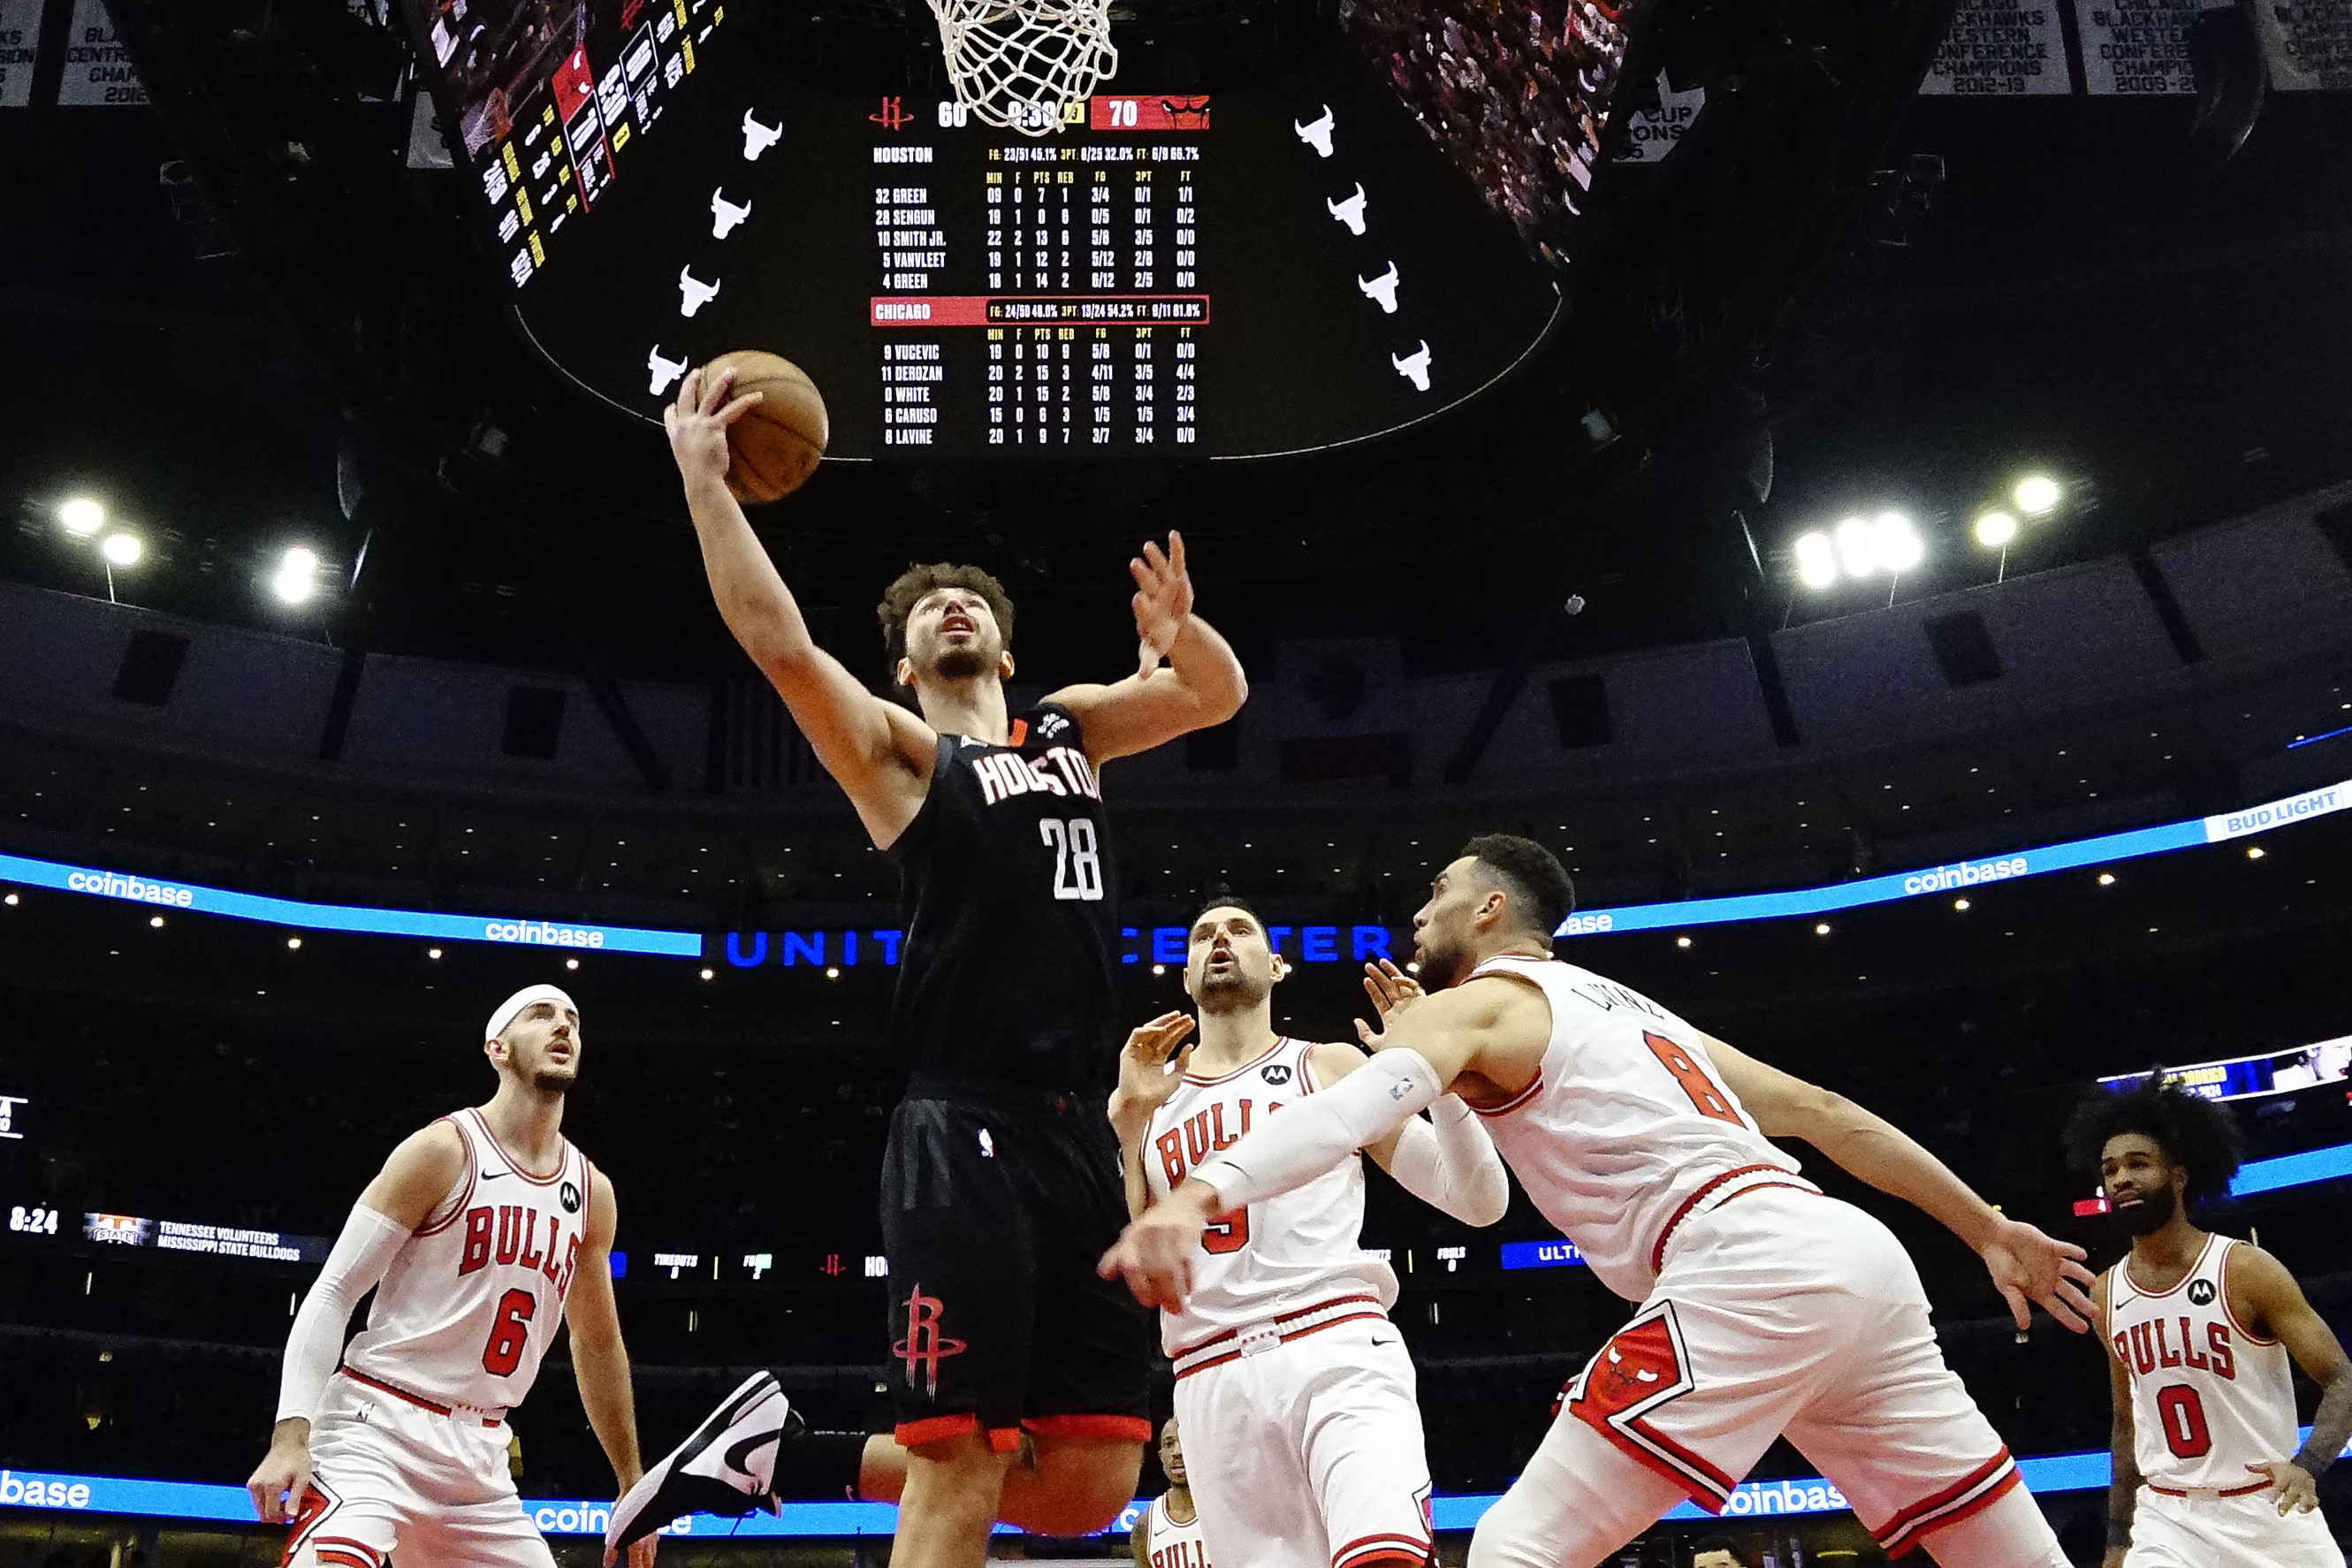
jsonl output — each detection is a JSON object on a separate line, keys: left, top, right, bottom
{"left": 1019, "top": 1436, "right": 1142, "bottom": 1534}
{"left": 1912, "top": 1486, "right": 2067, "bottom": 1568}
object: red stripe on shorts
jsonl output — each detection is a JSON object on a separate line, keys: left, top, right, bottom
{"left": 1873, "top": 1450, "right": 2021, "bottom": 1557}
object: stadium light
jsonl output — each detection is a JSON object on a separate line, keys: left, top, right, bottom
{"left": 2014, "top": 475, "right": 2061, "bottom": 516}
{"left": 100, "top": 531, "right": 142, "bottom": 567}
{"left": 271, "top": 546, "right": 320, "bottom": 605}
{"left": 1874, "top": 513, "right": 1924, "bottom": 573}
{"left": 1793, "top": 531, "right": 1838, "bottom": 590}
{"left": 58, "top": 498, "right": 104, "bottom": 537}
{"left": 1832, "top": 515, "right": 1878, "bottom": 578}
{"left": 1975, "top": 511, "right": 2018, "bottom": 547}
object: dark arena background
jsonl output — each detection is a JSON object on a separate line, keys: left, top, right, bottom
{"left": 8, "top": 0, "right": 2352, "bottom": 1563}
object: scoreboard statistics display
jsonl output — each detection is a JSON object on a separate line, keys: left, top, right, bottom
{"left": 404, "top": 0, "right": 1565, "bottom": 461}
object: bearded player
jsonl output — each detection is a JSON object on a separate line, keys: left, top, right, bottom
{"left": 2071, "top": 1078, "right": 2351, "bottom": 1567}
{"left": 246, "top": 986, "right": 653, "bottom": 1568}
{"left": 608, "top": 367, "right": 1246, "bottom": 1568}
{"left": 1131, "top": 1419, "right": 1214, "bottom": 1568}
{"left": 1112, "top": 897, "right": 1507, "bottom": 1568}
{"left": 1106, "top": 834, "right": 2097, "bottom": 1568}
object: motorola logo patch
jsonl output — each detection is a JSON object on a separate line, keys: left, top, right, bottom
{"left": 1261, "top": 1063, "right": 1292, "bottom": 1085}
{"left": 559, "top": 1181, "right": 582, "bottom": 1214}
{"left": 2188, "top": 1279, "right": 2217, "bottom": 1307}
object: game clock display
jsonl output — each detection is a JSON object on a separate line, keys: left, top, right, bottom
{"left": 406, "top": 2, "right": 1565, "bottom": 461}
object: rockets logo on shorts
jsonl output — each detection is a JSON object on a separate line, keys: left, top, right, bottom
{"left": 894, "top": 1285, "right": 968, "bottom": 1397}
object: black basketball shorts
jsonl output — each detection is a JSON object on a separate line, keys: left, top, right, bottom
{"left": 878, "top": 1085, "right": 1153, "bottom": 1452}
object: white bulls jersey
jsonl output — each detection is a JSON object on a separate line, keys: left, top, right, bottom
{"left": 2107, "top": 1233, "right": 2300, "bottom": 1491}
{"left": 1141, "top": 1492, "right": 1215, "bottom": 1568}
{"left": 1145, "top": 1036, "right": 1399, "bottom": 1356}
{"left": 341, "top": 1107, "right": 593, "bottom": 1413}
{"left": 1465, "top": 955, "right": 1809, "bottom": 1303}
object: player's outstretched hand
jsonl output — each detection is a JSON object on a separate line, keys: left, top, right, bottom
{"left": 1356, "top": 959, "right": 1424, "bottom": 1048}
{"left": 2248, "top": 1458, "right": 2322, "bottom": 1514}
{"left": 1115, "top": 1012, "right": 1197, "bottom": 1113}
{"left": 244, "top": 1428, "right": 313, "bottom": 1524}
{"left": 1100, "top": 1185, "right": 1214, "bottom": 1311}
{"left": 1130, "top": 531, "right": 1195, "bottom": 677}
{"left": 663, "top": 366, "right": 762, "bottom": 491}
{"left": 1977, "top": 1214, "right": 2096, "bottom": 1334}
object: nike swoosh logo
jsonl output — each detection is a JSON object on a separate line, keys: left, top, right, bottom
{"left": 1370, "top": 1336, "right": 1397, "bottom": 1346}
{"left": 480, "top": 1171, "right": 508, "bottom": 1181}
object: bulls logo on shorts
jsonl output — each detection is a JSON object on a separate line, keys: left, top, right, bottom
{"left": 1261, "top": 1063, "right": 1292, "bottom": 1085}
{"left": 559, "top": 1181, "right": 582, "bottom": 1215}
{"left": 2188, "top": 1278, "right": 2216, "bottom": 1306}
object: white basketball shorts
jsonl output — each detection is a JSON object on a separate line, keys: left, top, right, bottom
{"left": 281, "top": 1372, "right": 555, "bottom": 1568}
{"left": 1172, "top": 1314, "right": 1435, "bottom": 1568}
{"left": 2124, "top": 1483, "right": 2341, "bottom": 1568}
{"left": 1471, "top": 1188, "right": 2064, "bottom": 1566}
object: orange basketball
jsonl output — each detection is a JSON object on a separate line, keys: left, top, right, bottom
{"left": 707, "top": 350, "right": 828, "bottom": 504}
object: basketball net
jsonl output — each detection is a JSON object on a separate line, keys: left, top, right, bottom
{"left": 925, "top": 0, "right": 1117, "bottom": 136}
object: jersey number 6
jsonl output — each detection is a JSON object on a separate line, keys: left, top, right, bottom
{"left": 482, "top": 1287, "right": 537, "bottom": 1376}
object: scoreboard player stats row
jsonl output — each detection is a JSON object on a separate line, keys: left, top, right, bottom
{"left": 414, "top": 4, "right": 1565, "bottom": 463}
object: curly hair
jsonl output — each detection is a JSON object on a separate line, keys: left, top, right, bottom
{"left": 2066, "top": 1077, "right": 2246, "bottom": 1207}
{"left": 875, "top": 563, "right": 1016, "bottom": 662}
{"left": 1461, "top": 833, "right": 1577, "bottom": 944}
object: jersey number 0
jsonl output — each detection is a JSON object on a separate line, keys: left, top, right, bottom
{"left": 1039, "top": 818, "right": 1105, "bottom": 901}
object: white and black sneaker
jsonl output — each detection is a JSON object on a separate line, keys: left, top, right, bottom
{"left": 606, "top": 1371, "right": 795, "bottom": 1550}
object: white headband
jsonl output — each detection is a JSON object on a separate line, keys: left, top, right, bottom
{"left": 484, "top": 985, "right": 579, "bottom": 1043}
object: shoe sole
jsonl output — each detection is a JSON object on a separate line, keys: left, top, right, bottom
{"left": 606, "top": 1372, "right": 786, "bottom": 1549}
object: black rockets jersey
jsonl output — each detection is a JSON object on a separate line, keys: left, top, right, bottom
{"left": 887, "top": 704, "right": 1121, "bottom": 1098}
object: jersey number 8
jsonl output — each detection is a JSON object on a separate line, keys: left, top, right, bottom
{"left": 1039, "top": 818, "right": 1105, "bottom": 901}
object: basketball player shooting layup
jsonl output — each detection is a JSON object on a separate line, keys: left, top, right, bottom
{"left": 247, "top": 986, "right": 653, "bottom": 1568}
{"left": 2071, "top": 1079, "right": 2351, "bottom": 1568}
{"left": 1112, "top": 895, "right": 1508, "bottom": 1568}
{"left": 609, "top": 366, "right": 1246, "bottom": 1568}
{"left": 1105, "top": 834, "right": 2099, "bottom": 1568}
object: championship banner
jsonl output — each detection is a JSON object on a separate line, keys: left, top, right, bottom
{"left": 55, "top": 0, "right": 144, "bottom": 106}
{"left": 2257, "top": 0, "right": 2352, "bottom": 89}
{"left": 1920, "top": 0, "right": 2074, "bottom": 95}
{"left": 2075, "top": 0, "right": 2221, "bottom": 94}
{"left": 0, "top": 0, "right": 42, "bottom": 108}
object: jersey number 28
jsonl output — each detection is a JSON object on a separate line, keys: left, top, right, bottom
{"left": 1039, "top": 818, "right": 1105, "bottom": 901}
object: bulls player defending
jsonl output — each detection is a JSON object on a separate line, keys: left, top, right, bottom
{"left": 1111, "top": 898, "right": 1508, "bottom": 1568}
{"left": 610, "top": 367, "right": 1246, "bottom": 1568}
{"left": 2071, "top": 1079, "right": 2352, "bottom": 1567}
{"left": 1106, "top": 834, "right": 2097, "bottom": 1568}
{"left": 247, "top": 986, "right": 653, "bottom": 1568}
{"left": 1131, "top": 1420, "right": 1214, "bottom": 1568}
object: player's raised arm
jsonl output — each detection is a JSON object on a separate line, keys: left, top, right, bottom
{"left": 1699, "top": 1032, "right": 2096, "bottom": 1333}
{"left": 1047, "top": 533, "right": 1247, "bottom": 764}
{"left": 2226, "top": 1243, "right": 2352, "bottom": 1511}
{"left": 245, "top": 1123, "right": 464, "bottom": 1523}
{"left": 668, "top": 367, "right": 933, "bottom": 841}
{"left": 1107, "top": 1012, "right": 1198, "bottom": 1221}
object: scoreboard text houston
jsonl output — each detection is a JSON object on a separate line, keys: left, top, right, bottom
{"left": 868, "top": 95, "right": 1213, "bottom": 452}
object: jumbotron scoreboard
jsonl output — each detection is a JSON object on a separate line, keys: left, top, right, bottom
{"left": 405, "top": 0, "right": 1565, "bottom": 462}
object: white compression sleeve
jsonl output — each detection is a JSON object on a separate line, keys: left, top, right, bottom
{"left": 1192, "top": 1047, "right": 1444, "bottom": 1211}
{"left": 1384, "top": 1096, "right": 1511, "bottom": 1226}
{"left": 276, "top": 1204, "right": 408, "bottom": 1423}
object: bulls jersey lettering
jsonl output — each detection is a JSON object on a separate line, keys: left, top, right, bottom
{"left": 2106, "top": 1234, "right": 2298, "bottom": 1491}
{"left": 889, "top": 704, "right": 1122, "bottom": 1095}
{"left": 1145, "top": 1494, "right": 1215, "bottom": 1568}
{"left": 1145, "top": 1037, "right": 1398, "bottom": 1356}
{"left": 339, "top": 1107, "right": 591, "bottom": 1412}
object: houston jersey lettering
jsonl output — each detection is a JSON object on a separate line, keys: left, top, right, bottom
{"left": 2106, "top": 1233, "right": 2299, "bottom": 1490}
{"left": 1145, "top": 1036, "right": 1398, "bottom": 1354}
{"left": 1460, "top": 955, "right": 1808, "bottom": 1303}
{"left": 340, "top": 1107, "right": 592, "bottom": 1412}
